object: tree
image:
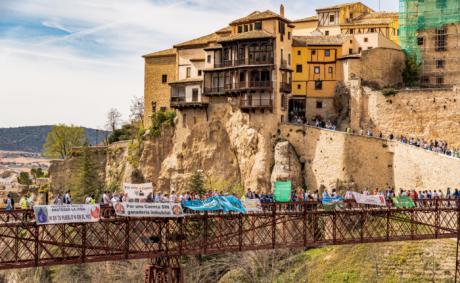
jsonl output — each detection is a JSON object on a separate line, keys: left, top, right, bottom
{"left": 31, "top": 168, "right": 45, "bottom": 181}
{"left": 78, "top": 146, "right": 102, "bottom": 201}
{"left": 17, "top": 172, "right": 32, "bottom": 185}
{"left": 43, "top": 124, "right": 86, "bottom": 159}
{"left": 402, "top": 52, "right": 420, "bottom": 87}
{"left": 129, "top": 96, "right": 144, "bottom": 125}
{"left": 106, "top": 108, "right": 122, "bottom": 132}
{"left": 187, "top": 170, "right": 206, "bottom": 196}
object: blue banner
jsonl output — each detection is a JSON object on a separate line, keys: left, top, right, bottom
{"left": 321, "top": 196, "right": 344, "bottom": 205}
{"left": 182, "top": 195, "right": 246, "bottom": 213}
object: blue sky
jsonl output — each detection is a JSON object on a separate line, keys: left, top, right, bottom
{"left": 0, "top": 0, "right": 398, "bottom": 129}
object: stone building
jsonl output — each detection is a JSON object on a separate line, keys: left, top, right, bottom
{"left": 142, "top": 48, "right": 176, "bottom": 128}
{"left": 202, "top": 8, "right": 294, "bottom": 122}
{"left": 169, "top": 27, "right": 231, "bottom": 121}
{"left": 399, "top": 0, "right": 460, "bottom": 87}
{"left": 293, "top": 2, "right": 399, "bottom": 45}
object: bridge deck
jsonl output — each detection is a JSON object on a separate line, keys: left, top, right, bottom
{"left": 0, "top": 200, "right": 458, "bottom": 271}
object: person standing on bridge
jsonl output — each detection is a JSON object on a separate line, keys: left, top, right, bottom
{"left": 64, "top": 190, "right": 72, "bottom": 204}
{"left": 5, "top": 194, "right": 13, "bottom": 211}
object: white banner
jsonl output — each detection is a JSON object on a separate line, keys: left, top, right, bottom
{"left": 243, "top": 199, "right": 263, "bottom": 213}
{"left": 33, "top": 204, "right": 100, "bottom": 225}
{"left": 114, "top": 202, "right": 183, "bottom": 217}
{"left": 123, "top": 183, "right": 153, "bottom": 202}
{"left": 352, "top": 192, "right": 386, "bottom": 206}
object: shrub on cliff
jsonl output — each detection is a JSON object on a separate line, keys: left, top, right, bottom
{"left": 402, "top": 52, "right": 420, "bottom": 87}
{"left": 150, "top": 110, "right": 176, "bottom": 137}
{"left": 107, "top": 123, "right": 138, "bottom": 143}
{"left": 187, "top": 170, "right": 206, "bottom": 197}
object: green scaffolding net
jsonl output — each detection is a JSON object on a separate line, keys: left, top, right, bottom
{"left": 399, "top": 0, "right": 460, "bottom": 63}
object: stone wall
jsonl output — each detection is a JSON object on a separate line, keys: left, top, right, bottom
{"left": 350, "top": 79, "right": 460, "bottom": 147}
{"left": 49, "top": 146, "right": 107, "bottom": 200}
{"left": 343, "top": 48, "right": 405, "bottom": 88}
{"left": 281, "top": 124, "right": 460, "bottom": 192}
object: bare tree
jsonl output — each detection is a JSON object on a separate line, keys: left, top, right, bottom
{"left": 129, "top": 96, "right": 144, "bottom": 125}
{"left": 106, "top": 108, "right": 122, "bottom": 132}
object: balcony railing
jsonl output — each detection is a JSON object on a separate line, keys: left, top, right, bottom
{"left": 240, "top": 97, "right": 273, "bottom": 109}
{"left": 280, "top": 82, "right": 292, "bottom": 93}
{"left": 213, "top": 57, "right": 274, "bottom": 68}
{"left": 280, "top": 59, "right": 289, "bottom": 69}
{"left": 205, "top": 81, "right": 272, "bottom": 94}
{"left": 170, "top": 95, "right": 207, "bottom": 108}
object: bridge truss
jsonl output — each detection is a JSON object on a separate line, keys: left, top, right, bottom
{"left": 0, "top": 200, "right": 460, "bottom": 282}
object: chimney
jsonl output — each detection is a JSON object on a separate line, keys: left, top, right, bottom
{"left": 280, "top": 4, "right": 285, "bottom": 17}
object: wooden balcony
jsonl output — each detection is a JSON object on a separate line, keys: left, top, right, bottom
{"left": 240, "top": 97, "right": 273, "bottom": 110}
{"left": 280, "top": 82, "right": 292, "bottom": 93}
{"left": 170, "top": 96, "right": 208, "bottom": 109}
{"left": 204, "top": 81, "right": 272, "bottom": 96}
{"left": 213, "top": 57, "right": 274, "bottom": 68}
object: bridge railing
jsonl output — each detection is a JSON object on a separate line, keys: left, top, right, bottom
{"left": 0, "top": 198, "right": 459, "bottom": 224}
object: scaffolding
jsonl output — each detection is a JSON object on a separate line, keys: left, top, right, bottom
{"left": 399, "top": 0, "right": 460, "bottom": 87}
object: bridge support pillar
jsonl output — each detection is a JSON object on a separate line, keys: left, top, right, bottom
{"left": 144, "top": 257, "right": 183, "bottom": 283}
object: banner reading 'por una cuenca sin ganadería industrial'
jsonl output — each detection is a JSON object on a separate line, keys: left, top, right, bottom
{"left": 33, "top": 204, "right": 101, "bottom": 225}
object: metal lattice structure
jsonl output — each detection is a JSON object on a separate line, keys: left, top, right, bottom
{"left": 399, "top": 0, "right": 460, "bottom": 87}
{"left": 1, "top": 200, "right": 460, "bottom": 282}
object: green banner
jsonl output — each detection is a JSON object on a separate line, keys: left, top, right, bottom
{"left": 392, "top": 196, "right": 415, "bottom": 208}
{"left": 274, "top": 181, "right": 291, "bottom": 202}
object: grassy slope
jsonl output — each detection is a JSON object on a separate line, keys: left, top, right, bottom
{"left": 221, "top": 239, "right": 457, "bottom": 283}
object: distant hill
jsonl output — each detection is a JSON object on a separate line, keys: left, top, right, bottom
{"left": 0, "top": 126, "right": 110, "bottom": 153}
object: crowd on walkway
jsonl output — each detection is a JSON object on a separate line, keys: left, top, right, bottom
{"left": 289, "top": 115, "right": 459, "bottom": 159}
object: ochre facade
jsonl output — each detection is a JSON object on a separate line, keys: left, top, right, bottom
{"left": 143, "top": 49, "right": 177, "bottom": 128}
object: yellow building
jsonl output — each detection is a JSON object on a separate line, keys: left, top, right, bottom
{"left": 142, "top": 48, "right": 177, "bottom": 128}
{"left": 292, "top": 36, "right": 348, "bottom": 121}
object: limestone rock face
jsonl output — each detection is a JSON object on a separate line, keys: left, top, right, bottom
{"left": 155, "top": 103, "right": 274, "bottom": 193}
{"left": 270, "top": 141, "right": 302, "bottom": 190}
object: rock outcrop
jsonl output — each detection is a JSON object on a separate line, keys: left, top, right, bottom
{"left": 270, "top": 141, "right": 302, "bottom": 190}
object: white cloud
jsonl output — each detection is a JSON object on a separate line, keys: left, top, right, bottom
{"left": 0, "top": 0, "right": 398, "bottom": 128}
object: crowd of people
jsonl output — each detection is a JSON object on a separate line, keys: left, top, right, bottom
{"left": 288, "top": 115, "right": 459, "bottom": 159}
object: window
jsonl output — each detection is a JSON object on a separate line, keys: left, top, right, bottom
{"left": 324, "top": 50, "right": 330, "bottom": 57}
{"left": 160, "top": 107, "right": 167, "bottom": 112}
{"left": 186, "top": 67, "right": 191, "bottom": 78}
{"left": 349, "top": 48, "right": 353, "bottom": 54}
{"left": 350, "top": 40, "right": 353, "bottom": 44}
{"left": 311, "top": 49, "right": 316, "bottom": 55}
{"left": 244, "top": 25, "right": 249, "bottom": 32}
{"left": 435, "top": 27, "right": 447, "bottom": 51}
{"left": 358, "top": 47, "right": 362, "bottom": 53}
{"left": 328, "top": 66, "right": 333, "bottom": 73}
{"left": 370, "top": 28, "right": 376, "bottom": 33}
{"left": 329, "top": 15, "right": 335, "bottom": 23}
{"left": 288, "top": 32, "right": 291, "bottom": 40}
{"left": 417, "top": 37, "right": 424, "bottom": 46}
{"left": 296, "top": 64, "right": 303, "bottom": 72}
{"left": 279, "top": 21, "right": 286, "bottom": 34}
{"left": 325, "top": 31, "right": 330, "bottom": 36}
{"left": 314, "top": 66, "right": 320, "bottom": 74}
{"left": 198, "top": 70, "right": 202, "bottom": 76}
{"left": 254, "top": 22, "right": 262, "bottom": 30}
{"left": 161, "top": 74, "right": 168, "bottom": 83}
{"left": 249, "top": 24, "right": 253, "bottom": 31}
{"left": 238, "top": 26, "right": 242, "bottom": 33}
{"left": 288, "top": 53, "right": 291, "bottom": 65}
{"left": 350, "top": 29, "right": 354, "bottom": 34}
{"left": 316, "top": 100, "right": 323, "bottom": 109}
{"left": 297, "top": 84, "right": 301, "bottom": 89}
{"left": 315, "top": 80, "right": 322, "bottom": 90}
{"left": 436, "top": 76, "right": 444, "bottom": 85}
{"left": 297, "top": 50, "right": 301, "bottom": 55}
{"left": 207, "top": 55, "right": 211, "bottom": 63}
{"left": 281, "top": 94, "right": 286, "bottom": 109}
{"left": 436, "top": 59, "right": 445, "bottom": 68}
{"left": 364, "top": 37, "right": 368, "bottom": 42}
{"left": 151, "top": 102, "right": 156, "bottom": 112}
{"left": 192, "top": 88, "right": 199, "bottom": 102}
{"left": 421, "top": 76, "right": 429, "bottom": 84}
